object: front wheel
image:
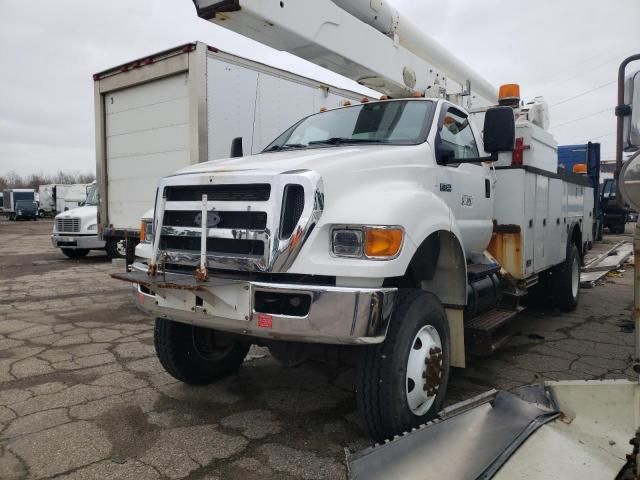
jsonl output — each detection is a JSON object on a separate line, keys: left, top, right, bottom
{"left": 154, "top": 319, "right": 250, "bottom": 385}
{"left": 356, "top": 289, "right": 451, "bottom": 442}
{"left": 61, "top": 248, "right": 89, "bottom": 259}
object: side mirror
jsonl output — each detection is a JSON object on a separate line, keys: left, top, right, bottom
{"left": 624, "top": 71, "right": 640, "bottom": 152}
{"left": 483, "top": 106, "right": 515, "bottom": 154}
{"left": 230, "top": 137, "right": 243, "bottom": 158}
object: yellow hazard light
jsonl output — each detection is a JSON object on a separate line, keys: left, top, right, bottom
{"left": 319, "top": 106, "right": 327, "bottom": 112}
{"left": 343, "top": 100, "right": 352, "bottom": 107}
{"left": 140, "top": 221, "right": 146, "bottom": 243}
{"left": 365, "top": 228, "right": 404, "bottom": 258}
{"left": 499, "top": 84, "right": 521, "bottom": 102}
{"left": 573, "top": 163, "right": 588, "bottom": 174}
{"left": 361, "top": 97, "right": 370, "bottom": 103}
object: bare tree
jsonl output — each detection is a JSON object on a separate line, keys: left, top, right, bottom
{"left": 0, "top": 171, "right": 95, "bottom": 190}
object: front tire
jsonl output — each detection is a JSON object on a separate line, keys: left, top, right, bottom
{"left": 61, "top": 248, "right": 89, "bottom": 259}
{"left": 356, "top": 289, "right": 451, "bottom": 442}
{"left": 554, "top": 243, "right": 581, "bottom": 311}
{"left": 154, "top": 319, "right": 250, "bottom": 385}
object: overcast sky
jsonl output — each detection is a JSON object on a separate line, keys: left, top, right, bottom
{"left": 1, "top": 0, "right": 639, "bottom": 175}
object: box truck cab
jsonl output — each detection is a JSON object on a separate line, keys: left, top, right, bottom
{"left": 51, "top": 183, "right": 106, "bottom": 259}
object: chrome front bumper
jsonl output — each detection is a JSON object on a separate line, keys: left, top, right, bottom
{"left": 113, "top": 263, "right": 396, "bottom": 345}
{"left": 51, "top": 234, "right": 106, "bottom": 250}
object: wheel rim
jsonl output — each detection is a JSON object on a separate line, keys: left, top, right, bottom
{"left": 571, "top": 254, "right": 580, "bottom": 299}
{"left": 116, "top": 240, "right": 127, "bottom": 257}
{"left": 192, "top": 327, "right": 233, "bottom": 361}
{"left": 406, "top": 325, "right": 442, "bottom": 416}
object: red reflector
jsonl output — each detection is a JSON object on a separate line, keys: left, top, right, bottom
{"left": 137, "top": 292, "right": 145, "bottom": 305}
{"left": 258, "top": 314, "right": 273, "bottom": 329}
{"left": 512, "top": 137, "right": 526, "bottom": 166}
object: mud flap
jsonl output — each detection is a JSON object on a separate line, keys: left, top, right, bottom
{"left": 346, "top": 385, "right": 558, "bottom": 480}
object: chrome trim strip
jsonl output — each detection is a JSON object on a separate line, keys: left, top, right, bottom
{"left": 164, "top": 201, "right": 270, "bottom": 211}
{"left": 160, "top": 226, "right": 269, "bottom": 241}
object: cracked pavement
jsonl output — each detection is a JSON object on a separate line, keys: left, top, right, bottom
{"left": 0, "top": 219, "right": 635, "bottom": 479}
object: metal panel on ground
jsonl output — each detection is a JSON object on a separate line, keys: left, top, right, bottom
{"left": 105, "top": 73, "right": 190, "bottom": 230}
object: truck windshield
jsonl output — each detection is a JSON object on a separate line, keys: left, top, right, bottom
{"left": 265, "top": 100, "right": 435, "bottom": 152}
{"left": 85, "top": 186, "right": 98, "bottom": 206}
{"left": 16, "top": 201, "right": 37, "bottom": 209}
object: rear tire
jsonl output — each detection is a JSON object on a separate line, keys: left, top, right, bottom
{"left": 106, "top": 238, "right": 137, "bottom": 260}
{"left": 154, "top": 318, "right": 249, "bottom": 385}
{"left": 553, "top": 243, "right": 581, "bottom": 312}
{"left": 356, "top": 289, "right": 451, "bottom": 442}
{"left": 61, "top": 249, "right": 89, "bottom": 259}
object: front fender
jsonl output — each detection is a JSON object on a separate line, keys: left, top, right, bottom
{"left": 287, "top": 183, "right": 456, "bottom": 280}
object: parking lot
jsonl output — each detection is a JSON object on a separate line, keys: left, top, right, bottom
{"left": 0, "top": 218, "right": 635, "bottom": 480}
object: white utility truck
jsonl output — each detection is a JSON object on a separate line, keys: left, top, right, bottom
{"left": 51, "top": 183, "right": 106, "bottom": 258}
{"left": 113, "top": 0, "right": 593, "bottom": 442}
{"left": 94, "top": 42, "right": 365, "bottom": 259}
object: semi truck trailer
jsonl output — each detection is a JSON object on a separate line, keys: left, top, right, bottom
{"left": 94, "top": 42, "right": 366, "bottom": 260}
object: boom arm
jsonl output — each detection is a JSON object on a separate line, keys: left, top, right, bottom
{"left": 193, "top": 0, "right": 497, "bottom": 104}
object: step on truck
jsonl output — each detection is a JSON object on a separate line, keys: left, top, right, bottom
{"left": 113, "top": 0, "right": 593, "bottom": 441}
{"left": 94, "top": 42, "right": 366, "bottom": 260}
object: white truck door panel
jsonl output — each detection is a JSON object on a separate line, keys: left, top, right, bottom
{"left": 435, "top": 105, "right": 493, "bottom": 254}
{"left": 448, "top": 164, "right": 493, "bottom": 253}
{"left": 105, "top": 73, "right": 190, "bottom": 230}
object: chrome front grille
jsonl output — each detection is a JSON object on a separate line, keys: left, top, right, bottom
{"left": 152, "top": 172, "right": 322, "bottom": 273}
{"left": 55, "top": 218, "right": 80, "bottom": 233}
{"left": 160, "top": 183, "right": 271, "bottom": 266}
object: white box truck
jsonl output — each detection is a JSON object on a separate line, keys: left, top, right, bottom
{"left": 3, "top": 189, "right": 36, "bottom": 221}
{"left": 94, "top": 42, "right": 365, "bottom": 259}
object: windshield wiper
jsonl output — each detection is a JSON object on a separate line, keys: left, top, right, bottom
{"left": 266, "top": 143, "right": 308, "bottom": 152}
{"left": 308, "top": 137, "right": 388, "bottom": 146}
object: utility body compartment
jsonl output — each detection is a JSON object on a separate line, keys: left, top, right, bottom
{"left": 94, "top": 42, "right": 364, "bottom": 244}
{"left": 489, "top": 122, "right": 593, "bottom": 280}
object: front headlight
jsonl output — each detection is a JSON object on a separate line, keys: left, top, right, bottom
{"left": 87, "top": 224, "right": 97, "bottom": 231}
{"left": 140, "top": 220, "right": 154, "bottom": 244}
{"left": 17, "top": 210, "right": 22, "bottom": 215}
{"left": 331, "top": 226, "right": 404, "bottom": 260}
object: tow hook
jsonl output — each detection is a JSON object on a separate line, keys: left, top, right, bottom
{"left": 423, "top": 346, "right": 444, "bottom": 397}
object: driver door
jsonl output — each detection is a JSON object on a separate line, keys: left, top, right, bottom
{"left": 435, "top": 105, "right": 494, "bottom": 254}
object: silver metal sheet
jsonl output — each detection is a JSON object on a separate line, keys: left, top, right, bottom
{"left": 347, "top": 386, "right": 558, "bottom": 480}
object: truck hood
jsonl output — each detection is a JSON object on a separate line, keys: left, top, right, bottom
{"left": 55, "top": 205, "right": 97, "bottom": 221}
{"left": 170, "top": 145, "right": 427, "bottom": 181}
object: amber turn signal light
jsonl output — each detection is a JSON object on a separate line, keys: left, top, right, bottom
{"left": 365, "top": 228, "right": 403, "bottom": 258}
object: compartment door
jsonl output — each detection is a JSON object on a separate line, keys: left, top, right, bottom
{"left": 533, "top": 175, "right": 550, "bottom": 272}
